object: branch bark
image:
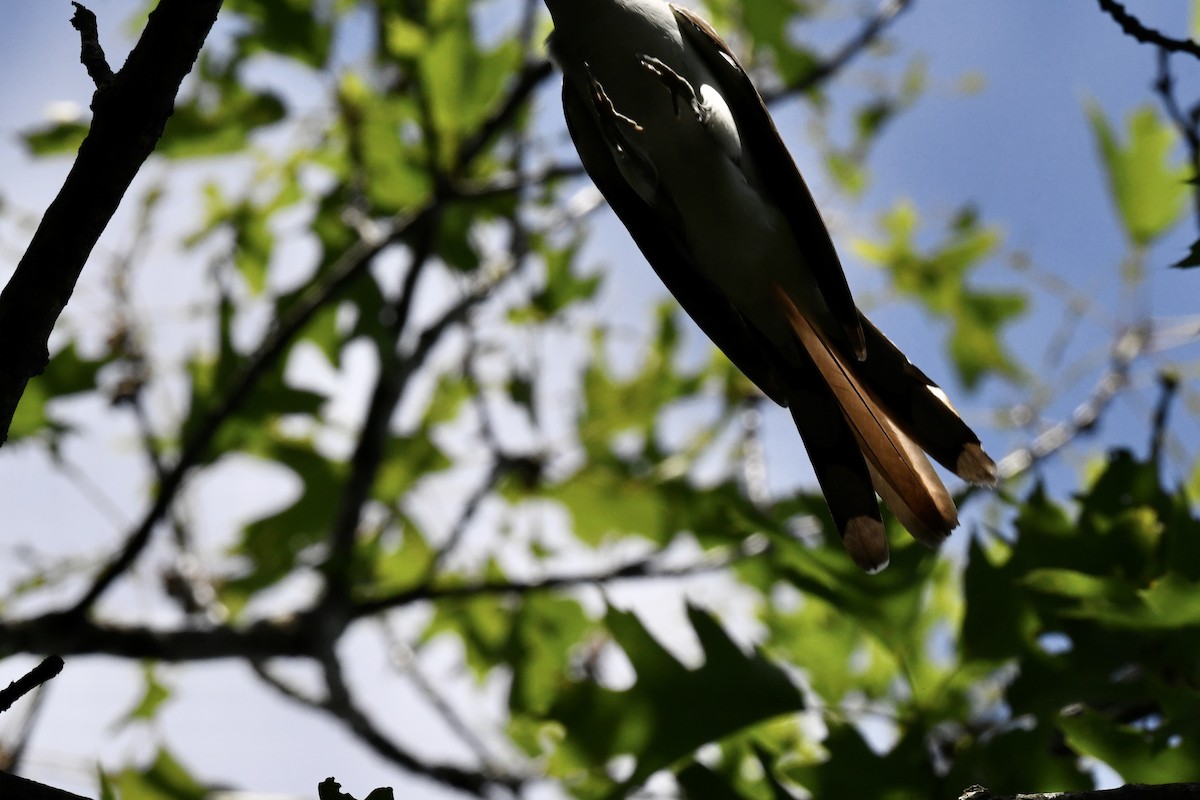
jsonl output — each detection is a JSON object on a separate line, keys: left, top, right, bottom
{"left": 961, "top": 783, "right": 1200, "bottom": 800}
{"left": 0, "top": 0, "right": 222, "bottom": 446}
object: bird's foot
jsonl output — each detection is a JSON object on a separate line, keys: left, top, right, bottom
{"left": 585, "top": 64, "right": 643, "bottom": 135}
{"left": 638, "top": 54, "right": 697, "bottom": 119}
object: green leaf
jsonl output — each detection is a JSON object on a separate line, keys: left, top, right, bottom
{"left": 739, "top": 0, "right": 818, "bottom": 86}
{"left": 1087, "top": 102, "right": 1189, "bottom": 247}
{"left": 98, "top": 768, "right": 118, "bottom": 800}
{"left": 157, "top": 55, "right": 286, "bottom": 159}
{"left": 851, "top": 201, "right": 1022, "bottom": 388}
{"left": 425, "top": 569, "right": 516, "bottom": 679}
{"left": 417, "top": 2, "right": 521, "bottom": 166}
{"left": 1060, "top": 708, "right": 1200, "bottom": 783}
{"left": 337, "top": 73, "right": 433, "bottom": 214}
{"left": 548, "top": 605, "right": 803, "bottom": 794}
{"left": 227, "top": 0, "right": 333, "bottom": 67}
{"left": 8, "top": 343, "right": 113, "bottom": 442}
{"left": 117, "top": 664, "right": 172, "bottom": 725}
{"left": 222, "top": 436, "right": 345, "bottom": 608}
{"left": 512, "top": 239, "right": 602, "bottom": 322}
{"left": 1024, "top": 570, "right": 1200, "bottom": 631}
{"left": 507, "top": 595, "right": 592, "bottom": 716}
{"left": 543, "top": 453, "right": 669, "bottom": 545}
{"left": 676, "top": 762, "right": 749, "bottom": 800}
{"left": 782, "top": 725, "right": 933, "bottom": 798}
{"left": 21, "top": 120, "right": 90, "bottom": 156}
{"left": 371, "top": 429, "right": 451, "bottom": 502}
{"left": 359, "top": 522, "right": 435, "bottom": 596}
{"left": 109, "top": 748, "right": 206, "bottom": 800}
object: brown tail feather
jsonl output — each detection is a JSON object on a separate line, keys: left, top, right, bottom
{"left": 854, "top": 317, "right": 997, "bottom": 485}
{"left": 773, "top": 286, "right": 959, "bottom": 544}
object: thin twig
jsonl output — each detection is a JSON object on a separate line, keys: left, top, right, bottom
{"left": 68, "top": 208, "right": 428, "bottom": 615}
{"left": 353, "top": 538, "right": 770, "bottom": 619}
{"left": 69, "top": 2, "right": 115, "bottom": 88}
{"left": 0, "top": 656, "right": 64, "bottom": 714}
{"left": 317, "top": 645, "right": 519, "bottom": 797}
{"left": 1095, "top": 0, "right": 1200, "bottom": 60}
{"left": 1148, "top": 371, "right": 1180, "bottom": 468}
{"left": 1153, "top": 49, "right": 1200, "bottom": 231}
{"left": 764, "top": 0, "right": 915, "bottom": 101}
{"left": 997, "top": 325, "right": 1149, "bottom": 480}
{"left": 380, "top": 626, "right": 505, "bottom": 773}
{"left": 322, "top": 217, "right": 441, "bottom": 604}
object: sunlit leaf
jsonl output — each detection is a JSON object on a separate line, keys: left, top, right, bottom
{"left": 1088, "top": 102, "right": 1189, "bottom": 248}
{"left": 1060, "top": 707, "right": 1200, "bottom": 783}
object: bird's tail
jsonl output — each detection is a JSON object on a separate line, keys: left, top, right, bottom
{"left": 772, "top": 286, "right": 995, "bottom": 571}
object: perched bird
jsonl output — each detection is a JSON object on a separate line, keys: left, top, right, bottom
{"left": 543, "top": 0, "right": 996, "bottom": 571}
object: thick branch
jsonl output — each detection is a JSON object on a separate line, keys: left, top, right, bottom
{"left": 0, "top": 0, "right": 223, "bottom": 445}
{"left": 960, "top": 783, "right": 1200, "bottom": 800}
{"left": 0, "top": 612, "right": 315, "bottom": 662}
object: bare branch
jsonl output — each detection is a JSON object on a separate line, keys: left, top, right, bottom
{"left": 1148, "top": 370, "right": 1180, "bottom": 468}
{"left": 316, "top": 646, "right": 519, "bottom": 797}
{"left": 997, "top": 325, "right": 1148, "bottom": 480}
{"left": 1095, "top": 0, "right": 1200, "bottom": 60}
{"left": 960, "top": 782, "right": 1200, "bottom": 800}
{"left": 0, "top": 657, "right": 63, "bottom": 715}
{"left": 69, "top": 3, "right": 114, "bottom": 88}
{"left": 764, "top": 0, "right": 915, "bottom": 102}
{"left": 0, "top": 0, "right": 223, "bottom": 445}
{"left": 1153, "top": 49, "right": 1200, "bottom": 230}
{"left": 352, "top": 538, "right": 770, "bottom": 619}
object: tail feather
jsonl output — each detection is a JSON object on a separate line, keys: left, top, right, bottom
{"left": 855, "top": 317, "right": 997, "bottom": 486}
{"left": 773, "top": 286, "right": 959, "bottom": 548}
{"left": 786, "top": 388, "right": 890, "bottom": 573}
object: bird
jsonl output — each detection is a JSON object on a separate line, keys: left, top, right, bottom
{"left": 542, "top": 0, "right": 996, "bottom": 572}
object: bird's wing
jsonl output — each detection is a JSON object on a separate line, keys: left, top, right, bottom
{"left": 562, "top": 78, "right": 790, "bottom": 406}
{"left": 671, "top": 4, "right": 866, "bottom": 359}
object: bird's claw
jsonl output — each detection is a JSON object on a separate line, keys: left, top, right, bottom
{"left": 585, "top": 63, "right": 643, "bottom": 133}
{"left": 638, "top": 54, "right": 696, "bottom": 118}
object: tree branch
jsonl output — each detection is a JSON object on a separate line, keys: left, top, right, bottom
{"left": 352, "top": 539, "right": 768, "bottom": 619}
{"left": 1153, "top": 49, "right": 1200, "bottom": 231}
{"left": 0, "top": 657, "right": 63, "bottom": 715}
{"left": 997, "top": 325, "right": 1147, "bottom": 480}
{"left": 69, "top": 3, "right": 114, "bottom": 88}
{"left": 960, "top": 783, "right": 1200, "bottom": 800}
{"left": 1095, "top": 0, "right": 1200, "bottom": 60}
{"left": 0, "top": 612, "right": 314, "bottom": 662}
{"left": 0, "top": 0, "right": 223, "bottom": 445}
{"left": 764, "top": 0, "right": 915, "bottom": 102}
{"left": 316, "top": 646, "right": 519, "bottom": 797}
